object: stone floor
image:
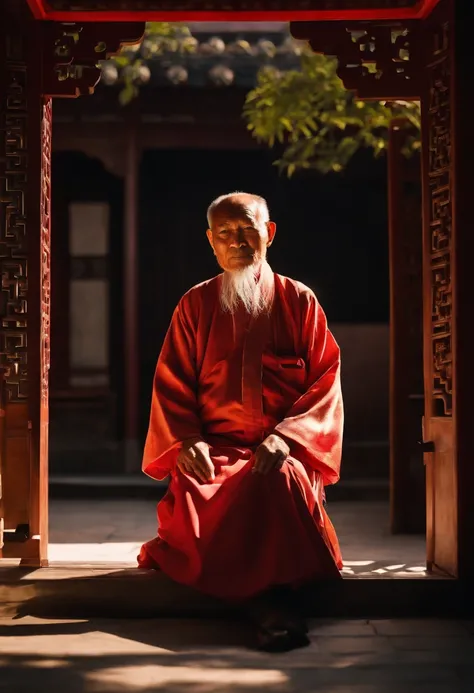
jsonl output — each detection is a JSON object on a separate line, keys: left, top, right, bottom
{"left": 1, "top": 616, "right": 473, "bottom": 692}
{"left": 3, "top": 501, "right": 465, "bottom": 691}
{"left": 48, "top": 499, "right": 427, "bottom": 578}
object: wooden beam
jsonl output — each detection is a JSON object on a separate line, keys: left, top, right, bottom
{"left": 27, "top": 0, "right": 441, "bottom": 23}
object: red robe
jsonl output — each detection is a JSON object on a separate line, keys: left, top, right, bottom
{"left": 138, "top": 269, "right": 343, "bottom": 600}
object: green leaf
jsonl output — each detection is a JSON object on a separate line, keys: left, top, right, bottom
{"left": 243, "top": 49, "right": 421, "bottom": 176}
{"left": 299, "top": 124, "right": 312, "bottom": 138}
{"left": 280, "top": 117, "right": 293, "bottom": 132}
{"left": 119, "top": 83, "right": 137, "bottom": 105}
{"left": 331, "top": 118, "right": 348, "bottom": 130}
{"left": 113, "top": 56, "right": 129, "bottom": 67}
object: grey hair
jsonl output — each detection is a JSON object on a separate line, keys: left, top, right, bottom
{"left": 206, "top": 191, "right": 270, "bottom": 226}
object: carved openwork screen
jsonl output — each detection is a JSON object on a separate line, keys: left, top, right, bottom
{"left": 424, "top": 19, "right": 452, "bottom": 418}
{"left": 0, "top": 30, "right": 28, "bottom": 404}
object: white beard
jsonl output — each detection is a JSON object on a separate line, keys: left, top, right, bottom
{"left": 220, "top": 262, "right": 274, "bottom": 317}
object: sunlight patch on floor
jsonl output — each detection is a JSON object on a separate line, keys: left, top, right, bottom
{"left": 85, "top": 664, "right": 288, "bottom": 690}
{"left": 48, "top": 542, "right": 141, "bottom": 563}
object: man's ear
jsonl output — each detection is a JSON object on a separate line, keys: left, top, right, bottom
{"left": 266, "top": 221, "right": 276, "bottom": 247}
{"left": 206, "top": 228, "right": 214, "bottom": 252}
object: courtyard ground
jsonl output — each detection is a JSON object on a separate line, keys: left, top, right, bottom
{"left": 1, "top": 615, "right": 473, "bottom": 692}
{"left": 2, "top": 498, "right": 472, "bottom": 691}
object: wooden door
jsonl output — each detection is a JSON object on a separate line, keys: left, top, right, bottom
{"left": 388, "top": 120, "right": 424, "bottom": 535}
{"left": 0, "top": 373, "right": 4, "bottom": 550}
{"left": 421, "top": 1, "right": 457, "bottom": 577}
{"left": 0, "top": 5, "right": 51, "bottom": 565}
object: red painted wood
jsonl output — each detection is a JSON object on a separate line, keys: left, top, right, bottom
{"left": 27, "top": 0, "right": 440, "bottom": 22}
{"left": 26, "top": 0, "right": 47, "bottom": 19}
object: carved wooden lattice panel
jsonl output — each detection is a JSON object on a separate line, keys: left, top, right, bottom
{"left": 426, "top": 20, "right": 452, "bottom": 417}
{"left": 0, "top": 2, "right": 30, "bottom": 557}
{"left": 291, "top": 20, "right": 423, "bottom": 99}
{"left": 41, "top": 98, "right": 52, "bottom": 406}
{"left": 422, "top": 0, "right": 456, "bottom": 579}
{"left": 43, "top": 22, "right": 145, "bottom": 97}
{"left": 0, "top": 31, "right": 29, "bottom": 404}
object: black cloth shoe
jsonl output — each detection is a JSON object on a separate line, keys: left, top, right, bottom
{"left": 256, "top": 622, "right": 310, "bottom": 653}
{"left": 246, "top": 584, "right": 310, "bottom": 653}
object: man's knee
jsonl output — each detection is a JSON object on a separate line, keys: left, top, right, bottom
{"left": 270, "top": 458, "right": 309, "bottom": 487}
{"left": 252, "top": 459, "right": 293, "bottom": 482}
{"left": 278, "top": 458, "right": 298, "bottom": 474}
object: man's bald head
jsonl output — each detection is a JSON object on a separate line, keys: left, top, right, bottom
{"left": 206, "top": 192, "right": 275, "bottom": 316}
{"left": 206, "top": 190, "right": 276, "bottom": 276}
{"left": 207, "top": 192, "right": 270, "bottom": 227}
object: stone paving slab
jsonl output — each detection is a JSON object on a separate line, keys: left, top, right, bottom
{"left": 0, "top": 618, "right": 473, "bottom": 692}
{"left": 372, "top": 619, "right": 472, "bottom": 636}
{"left": 389, "top": 636, "right": 474, "bottom": 652}
{"left": 308, "top": 620, "right": 376, "bottom": 636}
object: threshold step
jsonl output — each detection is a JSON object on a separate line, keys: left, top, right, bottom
{"left": 0, "top": 566, "right": 465, "bottom": 620}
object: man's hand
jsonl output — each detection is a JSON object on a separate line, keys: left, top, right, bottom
{"left": 253, "top": 434, "right": 290, "bottom": 475}
{"left": 177, "top": 437, "right": 215, "bottom": 483}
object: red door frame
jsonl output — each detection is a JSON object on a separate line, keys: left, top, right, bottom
{"left": 27, "top": 0, "right": 440, "bottom": 22}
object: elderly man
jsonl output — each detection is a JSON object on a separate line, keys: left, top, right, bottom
{"left": 139, "top": 192, "right": 343, "bottom": 651}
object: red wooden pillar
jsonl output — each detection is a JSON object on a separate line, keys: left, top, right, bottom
{"left": 420, "top": 0, "right": 455, "bottom": 576}
{"left": 419, "top": 0, "right": 474, "bottom": 579}
{"left": 450, "top": 0, "right": 474, "bottom": 579}
{"left": 124, "top": 128, "right": 140, "bottom": 473}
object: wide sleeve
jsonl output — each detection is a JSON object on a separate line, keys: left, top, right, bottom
{"left": 142, "top": 295, "right": 202, "bottom": 480}
{"left": 274, "top": 293, "right": 343, "bottom": 486}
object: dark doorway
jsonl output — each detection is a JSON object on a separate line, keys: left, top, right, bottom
{"left": 138, "top": 147, "right": 389, "bottom": 445}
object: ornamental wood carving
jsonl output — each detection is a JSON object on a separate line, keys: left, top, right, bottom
{"left": 291, "top": 21, "right": 423, "bottom": 99}
{"left": 42, "top": 22, "right": 145, "bottom": 97}
{"left": 426, "top": 19, "right": 452, "bottom": 417}
{"left": 0, "top": 28, "right": 29, "bottom": 403}
{"left": 40, "top": 99, "right": 52, "bottom": 405}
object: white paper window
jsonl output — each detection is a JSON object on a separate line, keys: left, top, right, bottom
{"left": 68, "top": 202, "right": 110, "bottom": 387}
{"left": 69, "top": 202, "right": 109, "bottom": 256}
